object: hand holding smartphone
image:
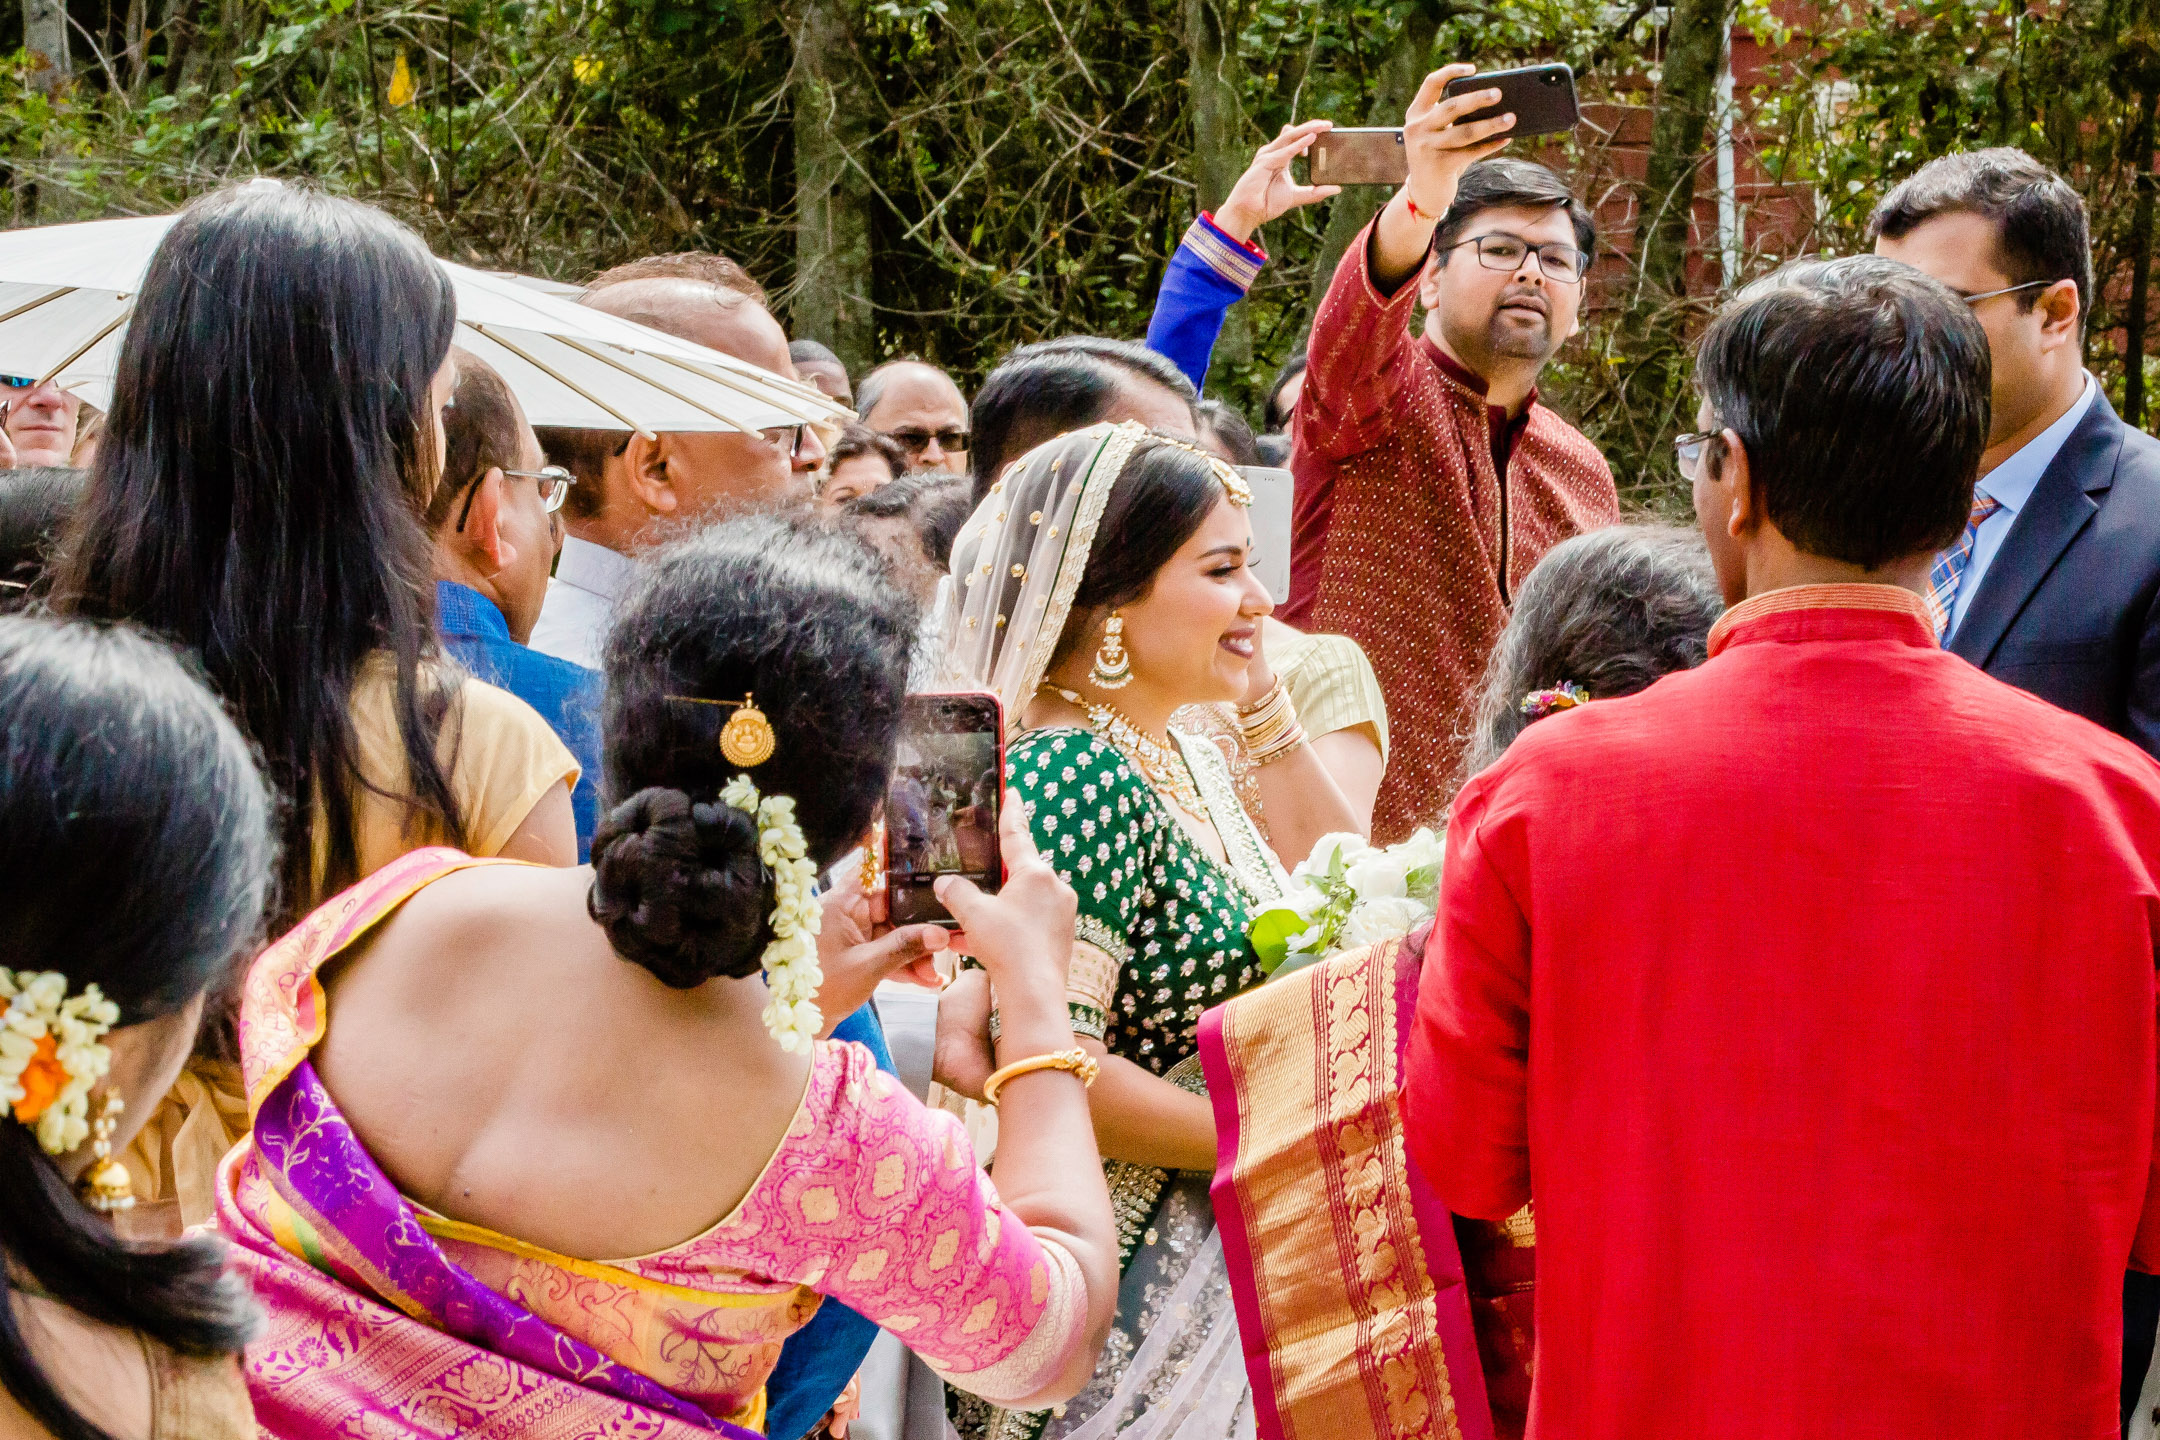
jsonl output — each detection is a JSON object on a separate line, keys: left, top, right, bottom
{"left": 885, "top": 692, "right": 1006, "bottom": 929}
{"left": 1307, "top": 63, "right": 1580, "bottom": 187}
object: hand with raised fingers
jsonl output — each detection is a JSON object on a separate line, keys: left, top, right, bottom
{"left": 1402, "top": 63, "right": 1517, "bottom": 227}
{"left": 936, "top": 791, "right": 1076, "bottom": 1051}
{"left": 1213, "top": 119, "right": 1342, "bottom": 245}
{"left": 813, "top": 861, "right": 949, "bottom": 1039}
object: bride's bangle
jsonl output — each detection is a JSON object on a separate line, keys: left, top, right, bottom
{"left": 983, "top": 1048, "right": 1101, "bottom": 1105}
{"left": 1237, "top": 678, "right": 1308, "bottom": 766}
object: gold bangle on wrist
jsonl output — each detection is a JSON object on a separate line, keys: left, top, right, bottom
{"left": 982, "top": 1047, "right": 1101, "bottom": 1105}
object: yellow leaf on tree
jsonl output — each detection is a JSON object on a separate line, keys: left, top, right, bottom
{"left": 571, "top": 54, "right": 604, "bottom": 83}
{"left": 387, "top": 50, "right": 416, "bottom": 107}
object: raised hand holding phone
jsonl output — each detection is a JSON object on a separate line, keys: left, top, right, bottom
{"left": 1213, "top": 119, "right": 1342, "bottom": 245}
{"left": 935, "top": 793, "right": 1077, "bottom": 1063}
{"left": 1374, "top": 62, "right": 1520, "bottom": 290}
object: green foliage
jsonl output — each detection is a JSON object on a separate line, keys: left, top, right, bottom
{"left": 3, "top": 0, "right": 2154, "bottom": 504}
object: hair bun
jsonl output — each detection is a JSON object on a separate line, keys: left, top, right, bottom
{"left": 586, "top": 787, "right": 774, "bottom": 986}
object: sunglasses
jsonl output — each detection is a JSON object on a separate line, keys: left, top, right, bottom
{"left": 0, "top": 375, "right": 36, "bottom": 390}
{"left": 886, "top": 426, "right": 970, "bottom": 456}
{"left": 456, "top": 464, "right": 576, "bottom": 532}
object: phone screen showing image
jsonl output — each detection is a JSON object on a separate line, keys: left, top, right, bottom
{"left": 886, "top": 692, "right": 1005, "bottom": 928}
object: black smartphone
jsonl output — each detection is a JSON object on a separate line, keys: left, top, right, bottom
{"left": 885, "top": 691, "right": 1005, "bottom": 929}
{"left": 1442, "top": 61, "right": 1580, "bottom": 140}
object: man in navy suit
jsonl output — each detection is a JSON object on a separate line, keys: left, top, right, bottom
{"left": 1874, "top": 147, "right": 2160, "bottom": 1433}
{"left": 1874, "top": 150, "right": 2160, "bottom": 753}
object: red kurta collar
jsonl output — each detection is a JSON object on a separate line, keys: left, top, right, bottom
{"left": 1707, "top": 583, "right": 1938, "bottom": 657}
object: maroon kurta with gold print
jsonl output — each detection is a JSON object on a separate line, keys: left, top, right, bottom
{"left": 1283, "top": 223, "right": 1617, "bottom": 841}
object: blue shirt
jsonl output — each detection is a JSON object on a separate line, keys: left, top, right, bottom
{"left": 436, "top": 580, "right": 604, "bottom": 860}
{"left": 1144, "top": 213, "right": 1267, "bottom": 391}
{"left": 1950, "top": 373, "right": 2099, "bottom": 635}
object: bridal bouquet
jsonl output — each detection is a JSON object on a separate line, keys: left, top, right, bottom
{"left": 1248, "top": 828, "right": 1446, "bottom": 977}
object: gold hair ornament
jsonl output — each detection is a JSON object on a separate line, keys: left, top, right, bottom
{"left": 1151, "top": 435, "right": 1253, "bottom": 507}
{"left": 668, "top": 693, "right": 776, "bottom": 767}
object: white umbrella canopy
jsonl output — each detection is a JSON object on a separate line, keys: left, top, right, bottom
{"left": 0, "top": 209, "right": 850, "bottom": 435}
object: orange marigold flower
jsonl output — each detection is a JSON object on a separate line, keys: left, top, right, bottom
{"left": 12, "top": 1034, "right": 63, "bottom": 1123}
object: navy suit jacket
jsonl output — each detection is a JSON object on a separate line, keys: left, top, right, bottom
{"left": 1950, "top": 392, "right": 2160, "bottom": 758}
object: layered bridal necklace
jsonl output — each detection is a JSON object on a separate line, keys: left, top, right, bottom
{"left": 1041, "top": 684, "right": 1212, "bottom": 823}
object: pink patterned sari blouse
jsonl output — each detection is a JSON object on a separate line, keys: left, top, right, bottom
{"left": 428, "top": 1038, "right": 1088, "bottom": 1422}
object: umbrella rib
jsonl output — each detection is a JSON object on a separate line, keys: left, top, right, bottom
{"left": 0, "top": 286, "right": 76, "bottom": 328}
{"left": 643, "top": 350, "right": 852, "bottom": 421}
{"left": 547, "top": 335, "right": 758, "bottom": 435}
{"left": 38, "top": 303, "right": 133, "bottom": 389}
{"left": 474, "top": 326, "right": 656, "bottom": 439}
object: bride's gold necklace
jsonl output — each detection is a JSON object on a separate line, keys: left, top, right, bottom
{"left": 1042, "top": 685, "right": 1212, "bottom": 823}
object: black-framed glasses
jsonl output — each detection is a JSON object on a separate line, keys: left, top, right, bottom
{"left": 887, "top": 426, "right": 970, "bottom": 456}
{"left": 1959, "top": 279, "right": 2053, "bottom": 308}
{"left": 1442, "top": 234, "right": 1588, "bottom": 284}
{"left": 761, "top": 423, "right": 811, "bottom": 458}
{"left": 1674, "top": 431, "right": 1722, "bottom": 477}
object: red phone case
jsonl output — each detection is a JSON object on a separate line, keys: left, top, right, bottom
{"left": 884, "top": 691, "right": 1007, "bottom": 929}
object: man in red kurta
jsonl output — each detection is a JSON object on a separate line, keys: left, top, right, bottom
{"left": 1407, "top": 256, "right": 2160, "bottom": 1439}
{"left": 1284, "top": 67, "right": 1618, "bottom": 842}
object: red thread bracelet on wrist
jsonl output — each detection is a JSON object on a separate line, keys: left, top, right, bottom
{"left": 1405, "top": 194, "right": 1433, "bottom": 222}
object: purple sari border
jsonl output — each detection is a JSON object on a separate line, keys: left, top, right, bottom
{"left": 251, "top": 1051, "right": 760, "bottom": 1437}
{"left": 1197, "top": 1001, "right": 1292, "bottom": 1440}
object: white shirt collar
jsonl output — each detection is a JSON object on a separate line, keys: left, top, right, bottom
{"left": 555, "top": 535, "right": 637, "bottom": 601}
{"left": 1978, "top": 372, "right": 2097, "bottom": 516}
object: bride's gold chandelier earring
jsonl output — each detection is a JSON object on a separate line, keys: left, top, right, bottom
{"left": 1090, "top": 611, "right": 1134, "bottom": 690}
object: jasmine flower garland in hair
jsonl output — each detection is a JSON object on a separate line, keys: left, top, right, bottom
{"left": 721, "top": 774, "right": 825, "bottom": 1052}
{"left": 0, "top": 969, "right": 120, "bottom": 1154}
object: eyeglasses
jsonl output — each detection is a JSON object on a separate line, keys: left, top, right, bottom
{"left": 455, "top": 464, "right": 575, "bottom": 532}
{"left": 1959, "top": 280, "right": 2054, "bottom": 308}
{"left": 1442, "top": 234, "right": 1588, "bottom": 284}
{"left": 886, "top": 426, "right": 970, "bottom": 457}
{"left": 761, "top": 423, "right": 811, "bottom": 458}
{"left": 502, "top": 464, "right": 577, "bottom": 514}
{"left": 1673, "top": 431, "right": 1722, "bottom": 477}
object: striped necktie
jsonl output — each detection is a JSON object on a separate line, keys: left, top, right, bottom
{"left": 1926, "top": 493, "right": 2004, "bottom": 642}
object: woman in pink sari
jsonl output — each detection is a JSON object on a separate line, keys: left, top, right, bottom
{"left": 215, "top": 516, "right": 1120, "bottom": 1438}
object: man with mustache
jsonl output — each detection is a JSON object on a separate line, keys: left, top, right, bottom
{"left": 1283, "top": 64, "right": 1618, "bottom": 841}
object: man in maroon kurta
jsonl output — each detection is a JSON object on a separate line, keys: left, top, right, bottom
{"left": 1283, "top": 68, "right": 1618, "bottom": 842}
{"left": 1406, "top": 256, "right": 2160, "bottom": 1438}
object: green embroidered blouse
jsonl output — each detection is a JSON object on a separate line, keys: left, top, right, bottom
{"left": 1008, "top": 725, "right": 1273, "bottom": 1075}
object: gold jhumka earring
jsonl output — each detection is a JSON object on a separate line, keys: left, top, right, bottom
{"left": 77, "top": 1091, "right": 134, "bottom": 1214}
{"left": 1091, "top": 612, "right": 1134, "bottom": 690}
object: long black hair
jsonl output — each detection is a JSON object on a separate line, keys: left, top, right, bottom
{"left": 56, "top": 179, "right": 465, "bottom": 935}
{"left": 587, "top": 516, "right": 917, "bottom": 986}
{"left": 0, "top": 616, "right": 272, "bottom": 1440}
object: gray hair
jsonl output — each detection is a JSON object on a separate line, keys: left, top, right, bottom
{"left": 1464, "top": 525, "right": 1725, "bottom": 778}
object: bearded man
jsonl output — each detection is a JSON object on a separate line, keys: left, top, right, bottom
{"left": 1283, "top": 65, "right": 1619, "bottom": 841}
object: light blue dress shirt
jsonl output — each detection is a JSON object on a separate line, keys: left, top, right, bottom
{"left": 1949, "top": 373, "right": 2098, "bottom": 636}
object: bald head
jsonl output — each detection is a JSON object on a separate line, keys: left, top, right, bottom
{"left": 582, "top": 278, "right": 793, "bottom": 378}
{"left": 859, "top": 360, "right": 971, "bottom": 475}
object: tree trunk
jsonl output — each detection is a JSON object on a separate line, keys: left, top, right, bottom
{"left": 1183, "top": 0, "right": 1251, "bottom": 380}
{"left": 790, "top": 0, "right": 878, "bottom": 376}
{"left": 1632, "top": 0, "right": 1731, "bottom": 306}
{"left": 23, "top": 0, "right": 71, "bottom": 93}
{"left": 2124, "top": 88, "right": 2158, "bottom": 430}
{"left": 1303, "top": 0, "right": 1452, "bottom": 330}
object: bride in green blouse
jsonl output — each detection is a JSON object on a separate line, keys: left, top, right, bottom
{"left": 936, "top": 420, "right": 1360, "bottom": 1440}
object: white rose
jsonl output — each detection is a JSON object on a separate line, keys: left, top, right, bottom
{"left": 1344, "top": 851, "right": 1411, "bottom": 899}
{"left": 1339, "top": 894, "right": 1431, "bottom": 949}
{"left": 1296, "top": 831, "right": 1371, "bottom": 883}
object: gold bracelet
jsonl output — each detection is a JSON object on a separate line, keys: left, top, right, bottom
{"left": 1248, "top": 720, "right": 1310, "bottom": 766}
{"left": 1237, "top": 677, "right": 1307, "bottom": 764}
{"left": 982, "top": 1047, "right": 1101, "bottom": 1105}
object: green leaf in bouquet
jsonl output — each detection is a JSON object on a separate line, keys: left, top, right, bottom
{"left": 1248, "top": 906, "right": 1311, "bottom": 975}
